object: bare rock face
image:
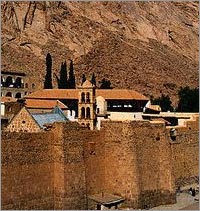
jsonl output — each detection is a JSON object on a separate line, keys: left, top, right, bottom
{"left": 1, "top": 1, "right": 198, "bottom": 105}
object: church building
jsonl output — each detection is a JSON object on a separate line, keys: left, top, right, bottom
{"left": 25, "top": 80, "right": 150, "bottom": 130}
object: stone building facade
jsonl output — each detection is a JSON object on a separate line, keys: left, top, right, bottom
{"left": 6, "top": 106, "right": 68, "bottom": 133}
{"left": 6, "top": 107, "right": 41, "bottom": 132}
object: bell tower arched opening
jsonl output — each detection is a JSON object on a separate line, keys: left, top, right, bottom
{"left": 86, "top": 92, "right": 90, "bottom": 103}
{"left": 81, "top": 107, "right": 85, "bottom": 119}
{"left": 78, "top": 79, "right": 96, "bottom": 130}
{"left": 86, "top": 107, "right": 90, "bottom": 119}
{"left": 81, "top": 92, "right": 85, "bottom": 103}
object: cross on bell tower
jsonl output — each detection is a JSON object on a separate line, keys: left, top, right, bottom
{"left": 77, "top": 80, "right": 96, "bottom": 130}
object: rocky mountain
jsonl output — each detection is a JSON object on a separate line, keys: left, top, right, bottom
{"left": 1, "top": 1, "right": 199, "bottom": 105}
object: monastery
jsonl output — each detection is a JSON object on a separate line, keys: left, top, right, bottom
{"left": 5, "top": 79, "right": 195, "bottom": 133}
{"left": 1, "top": 78, "right": 199, "bottom": 210}
{"left": 4, "top": 79, "right": 153, "bottom": 132}
{"left": 24, "top": 80, "right": 151, "bottom": 130}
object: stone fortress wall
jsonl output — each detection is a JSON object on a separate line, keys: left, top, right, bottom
{"left": 167, "top": 116, "right": 199, "bottom": 186}
{"left": 1, "top": 116, "right": 198, "bottom": 209}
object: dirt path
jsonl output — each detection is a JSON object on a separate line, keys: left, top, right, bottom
{"left": 151, "top": 192, "right": 199, "bottom": 210}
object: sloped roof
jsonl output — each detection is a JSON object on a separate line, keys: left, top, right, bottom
{"left": 26, "top": 89, "right": 79, "bottom": 99}
{"left": 32, "top": 113, "right": 67, "bottom": 128}
{"left": 52, "top": 105, "right": 68, "bottom": 119}
{"left": 31, "top": 106, "right": 68, "bottom": 128}
{"left": 26, "top": 89, "right": 148, "bottom": 101}
{"left": 97, "top": 89, "right": 148, "bottom": 100}
{"left": 25, "top": 99, "right": 68, "bottom": 109}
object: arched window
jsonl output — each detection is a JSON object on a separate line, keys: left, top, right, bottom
{"left": 15, "top": 77, "right": 22, "bottom": 88}
{"left": 86, "top": 92, "right": 90, "bottom": 103}
{"left": 25, "top": 83, "right": 28, "bottom": 88}
{"left": 5, "top": 76, "right": 13, "bottom": 87}
{"left": 32, "top": 83, "right": 35, "bottom": 89}
{"left": 1, "top": 77, "right": 5, "bottom": 87}
{"left": 15, "top": 92, "right": 21, "bottom": 98}
{"left": 81, "top": 107, "right": 85, "bottom": 118}
{"left": 81, "top": 92, "right": 85, "bottom": 103}
{"left": 86, "top": 107, "right": 90, "bottom": 119}
{"left": 5, "top": 92, "right": 12, "bottom": 97}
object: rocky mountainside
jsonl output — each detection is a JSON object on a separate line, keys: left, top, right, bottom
{"left": 1, "top": 1, "right": 199, "bottom": 105}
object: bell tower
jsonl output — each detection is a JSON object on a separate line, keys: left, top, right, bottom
{"left": 77, "top": 80, "right": 96, "bottom": 130}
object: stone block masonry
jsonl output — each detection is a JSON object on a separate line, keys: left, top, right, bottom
{"left": 6, "top": 107, "right": 41, "bottom": 132}
{"left": 1, "top": 132, "right": 57, "bottom": 209}
{"left": 87, "top": 121, "right": 176, "bottom": 209}
{"left": 1, "top": 117, "right": 198, "bottom": 209}
{"left": 168, "top": 116, "right": 199, "bottom": 187}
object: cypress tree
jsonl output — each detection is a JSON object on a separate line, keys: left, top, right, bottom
{"left": 68, "top": 60, "right": 76, "bottom": 89}
{"left": 44, "top": 53, "right": 53, "bottom": 89}
{"left": 58, "top": 61, "right": 68, "bottom": 89}
{"left": 177, "top": 86, "right": 199, "bottom": 112}
{"left": 152, "top": 94, "right": 173, "bottom": 112}
{"left": 91, "top": 72, "right": 96, "bottom": 86}
{"left": 81, "top": 74, "right": 86, "bottom": 85}
{"left": 99, "top": 78, "right": 112, "bottom": 89}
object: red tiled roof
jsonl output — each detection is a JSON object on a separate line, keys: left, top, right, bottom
{"left": 26, "top": 89, "right": 149, "bottom": 101}
{"left": 26, "top": 89, "right": 79, "bottom": 99}
{"left": 25, "top": 99, "right": 68, "bottom": 109}
{"left": 97, "top": 89, "right": 148, "bottom": 100}
{"left": 1, "top": 96, "right": 17, "bottom": 103}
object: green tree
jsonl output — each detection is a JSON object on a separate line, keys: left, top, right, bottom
{"left": 81, "top": 74, "right": 86, "bottom": 85}
{"left": 152, "top": 94, "right": 173, "bottom": 112}
{"left": 44, "top": 53, "right": 53, "bottom": 89}
{"left": 91, "top": 73, "right": 96, "bottom": 86}
{"left": 177, "top": 86, "right": 199, "bottom": 112}
{"left": 68, "top": 60, "right": 76, "bottom": 89}
{"left": 58, "top": 61, "right": 68, "bottom": 89}
{"left": 99, "top": 78, "right": 112, "bottom": 89}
